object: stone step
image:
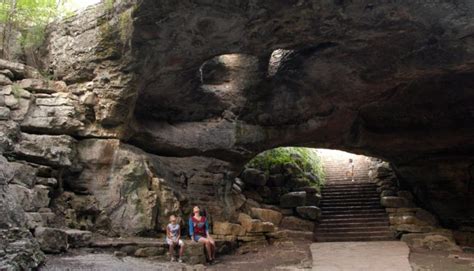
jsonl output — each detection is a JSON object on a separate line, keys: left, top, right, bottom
{"left": 321, "top": 197, "right": 381, "bottom": 203}
{"left": 314, "top": 234, "right": 395, "bottom": 242}
{"left": 321, "top": 193, "right": 381, "bottom": 199}
{"left": 90, "top": 237, "right": 167, "bottom": 248}
{"left": 321, "top": 186, "right": 377, "bottom": 193}
{"left": 318, "top": 221, "right": 389, "bottom": 228}
{"left": 321, "top": 193, "right": 381, "bottom": 200}
{"left": 321, "top": 187, "right": 377, "bottom": 193}
{"left": 320, "top": 201, "right": 381, "bottom": 207}
{"left": 323, "top": 184, "right": 376, "bottom": 188}
{"left": 322, "top": 205, "right": 385, "bottom": 212}
{"left": 314, "top": 230, "right": 394, "bottom": 238}
{"left": 316, "top": 226, "right": 391, "bottom": 233}
{"left": 322, "top": 214, "right": 388, "bottom": 220}
{"left": 322, "top": 213, "right": 389, "bottom": 221}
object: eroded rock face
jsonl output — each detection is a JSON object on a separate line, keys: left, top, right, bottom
{"left": 0, "top": 1, "right": 471, "bottom": 265}
{"left": 125, "top": 0, "right": 474, "bottom": 229}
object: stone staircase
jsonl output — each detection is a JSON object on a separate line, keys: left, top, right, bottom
{"left": 314, "top": 150, "right": 394, "bottom": 242}
{"left": 314, "top": 182, "right": 394, "bottom": 242}
{"left": 317, "top": 149, "right": 372, "bottom": 184}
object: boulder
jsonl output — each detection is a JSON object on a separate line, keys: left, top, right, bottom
{"left": 0, "top": 69, "right": 14, "bottom": 79}
{"left": 243, "top": 190, "right": 263, "bottom": 202}
{"left": 21, "top": 93, "right": 85, "bottom": 134}
{"left": 64, "top": 229, "right": 92, "bottom": 248}
{"left": 389, "top": 214, "right": 417, "bottom": 225}
{"left": 296, "top": 206, "right": 321, "bottom": 221}
{"left": 14, "top": 133, "right": 77, "bottom": 167}
{"left": 376, "top": 163, "right": 393, "bottom": 177}
{"left": 257, "top": 186, "right": 272, "bottom": 199}
{"left": 9, "top": 184, "right": 50, "bottom": 212}
{"left": 380, "top": 189, "right": 398, "bottom": 197}
{"left": 0, "top": 106, "right": 10, "bottom": 120}
{"left": 414, "top": 209, "right": 438, "bottom": 226}
{"left": 250, "top": 208, "right": 283, "bottom": 225}
{"left": 241, "top": 168, "right": 267, "bottom": 186}
{"left": 280, "top": 208, "right": 294, "bottom": 216}
{"left": 6, "top": 161, "right": 38, "bottom": 188}
{"left": 269, "top": 164, "right": 283, "bottom": 174}
{"left": 294, "top": 186, "right": 319, "bottom": 194}
{"left": 183, "top": 241, "right": 206, "bottom": 265}
{"left": 380, "top": 196, "right": 411, "bottom": 208}
{"left": 286, "top": 177, "right": 311, "bottom": 189}
{"left": 280, "top": 216, "right": 315, "bottom": 232}
{"left": 134, "top": 247, "right": 166, "bottom": 257}
{"left": 280, "top": 191, "right": 306, "bottom": 208}
{"left": 18, "top": 78, "right": 58, "bottom": 94}
{"left": 0, "top": 74, "right": 12, "bottom": 85}
{"left": 401, "top": 232, "right": 462, "bottom": 251}
{"left": 393, "top": 224, "right": 434, "bottom": 233}
{"left": 25, "top": 212, "right": 45, "bottom": 230}
{"left": 238, "top": 213, "right": 275, "bottom": 233}
{"left": 267, "top": 174, "right": 285, "bottom": 187}
{"left": 0, "top": 59, "right": 40, "bottom": 79}
{"left": 0, "top": 228, "right": 45, "bottom": 270}
{"left": 213, "top": 222, "right": 246, "bottom": 236}
{"left": 34, "top": 227, "right": 68, "bottom": 254}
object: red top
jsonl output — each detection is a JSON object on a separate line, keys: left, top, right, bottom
{"left": 191, "top": 216, "right": 207, "bottom": 236}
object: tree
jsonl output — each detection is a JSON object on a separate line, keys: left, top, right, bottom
{"left": 0, "top": 0, "right": 70, "bottom": 60}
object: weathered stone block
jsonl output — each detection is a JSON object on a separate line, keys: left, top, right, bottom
{"left": 34, "top": 227, "right": 68, "bottom": 254}
{"left": 183, "top": 241, "right": 206, "bottom": 265}
{"left": 250, "top": 208, "right": 283, "bottom": 225}
{"left": 134, "top": 246, "right": 166, "bottom": 257}
{"left": 14, "top": 133, "right": 77, "bottom": 167}
{"left": 401, "top": 232, "right": 461, "bottom": 251}
{"left": 0, "top": 106, "right": 10, "bottom": 120}
{"left": 213, "top": 221, "right": 246, "bottom": 236}
{"left": 64, "top": 229, "right": 92, "bottom": 248}
{"left": 238, "top": 213, "right": 275, "bottom": 233}
{"left": 9, "top": 184, "right": 50, "bottom": 212}
{"left": 280, "top": 216, "right": 314, "bottom": 232}
{"left": 241, "top": 168, "right": 267, "bottom": 186}
{"left": 296, "top": 206, "right": 321, "bottom": 221}
{"left": 18, "top": 78, "right": 63, "bottom": 94}
{"left": 267, "top": 174, "right": 285, "bottom": 187}
{"left": 280, "top": 191, "right": 306, "bottom": 208}
{"left": 380, "top": 196, "right": 410, "bottom": 208}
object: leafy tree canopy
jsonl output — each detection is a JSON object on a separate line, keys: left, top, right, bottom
{"left": 0, "top": 0, "right": 71, "bottom": 59}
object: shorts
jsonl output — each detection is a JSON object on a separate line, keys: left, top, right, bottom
{"left": 193, "top": 235, "right": 203, "bottom": 242}
{"left": 166, "top": 238, "right": 184, "bottom": 246}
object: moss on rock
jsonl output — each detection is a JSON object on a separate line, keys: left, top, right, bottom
{"left": 247, "top": 147, "right": 325, "bottom": 189}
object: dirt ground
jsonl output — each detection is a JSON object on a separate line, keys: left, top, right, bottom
{"left": 409, "top": 248, "right": 474, "bottom": 271}
{"left": 40, "top": 242, "right": 474, "bottom": 271}
{"left": 41, "top": 240, "right": 312, "bottom": 271}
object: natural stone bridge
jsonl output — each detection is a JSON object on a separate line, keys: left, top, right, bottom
{"left": 1, "top": 0, "right": 473, "bottom": 269}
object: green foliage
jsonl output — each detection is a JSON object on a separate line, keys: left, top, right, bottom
{"left": 11, "top": 83, "right": 22, "bottom": 98}
{"left": 0, "top": 0, "right": 71, "bottom": 58}
{"left": 247, "top": 147, "right": 326, "bottom": 188}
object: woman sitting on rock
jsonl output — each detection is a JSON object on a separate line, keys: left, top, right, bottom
{"left": 188, "top": 205, "right": 216, "bottom": 263}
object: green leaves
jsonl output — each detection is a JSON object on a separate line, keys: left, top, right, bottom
{"left": 247, "top": 147, "right": 326, "bottom": 187}
{"left": 0, "top": 0, "right": 71, "bottom": 58}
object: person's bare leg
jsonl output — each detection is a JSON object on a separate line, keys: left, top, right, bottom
{"left": 169, "top": 243, "right": 175, "bottom": 260}
{"left": 209, "top": 238, "right": 216, "bottom": 259}
{"left": 198, "top": 238, "right": 212, "bottom": 261}
{"left": 179, "top": 244, "right": 185, "bottom": 258}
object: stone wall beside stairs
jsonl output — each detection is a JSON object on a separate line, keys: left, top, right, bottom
{"left": 373, "top": 161, "right": 462, "bottom": 252}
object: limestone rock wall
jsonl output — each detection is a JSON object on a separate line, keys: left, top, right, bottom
{"left": 2, "top": 0, "right": 474, "bottom": 266}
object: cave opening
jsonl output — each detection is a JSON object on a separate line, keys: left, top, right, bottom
{"left": 234, "top": 147, "right": 404, "bottom": 242}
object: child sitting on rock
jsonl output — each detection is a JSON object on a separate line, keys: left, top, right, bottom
{"left": 166, "top": 215, "right": 185, "bottom": 262}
